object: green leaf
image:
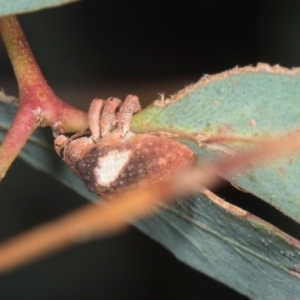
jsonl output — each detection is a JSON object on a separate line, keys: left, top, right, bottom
{"left": 137, "top": 192, "right": 300, "bottom": 299}
{"left": 5, "top": 125, "right": 300, "bottom": 299}
{"left": 131, "top": 63, "right": 300, "bottom": 224}
{"left": 0, "top": 0, "right": 77, "bottom": 17}
{"left": 2, "top": 63, "right": 300, "bottom": 299}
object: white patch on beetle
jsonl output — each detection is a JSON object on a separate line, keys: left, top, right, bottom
{"left": 94, "top": 149, "right": 131, "bottom": 187}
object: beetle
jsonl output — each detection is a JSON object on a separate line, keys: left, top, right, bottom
{"left": 54, "top": 95, "right": 195, "bottom": 197}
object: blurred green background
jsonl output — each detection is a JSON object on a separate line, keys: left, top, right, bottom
{"left": 1, "top": 1, "right": 300, "bottom": 299}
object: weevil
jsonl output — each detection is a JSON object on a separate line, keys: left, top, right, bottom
{"left": 54, "top": 95, "right": 195, "bottom": 197}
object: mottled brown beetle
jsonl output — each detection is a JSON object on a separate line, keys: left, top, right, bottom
{"left": 54, "top": 95, "right": 195, "bottom": 197}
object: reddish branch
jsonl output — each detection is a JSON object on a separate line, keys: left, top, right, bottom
{"left": 0, "top": 16, "right": 88, "bottom": 178}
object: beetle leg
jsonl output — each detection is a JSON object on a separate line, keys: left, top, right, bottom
{"left": 88, "top": 98, "right": 105, "bottom": 142}
{"left": 117, "top": 95, "right": 141, "bottom": 137}
{"left": 100, "top": 97, "right": 122, "bottom": 137}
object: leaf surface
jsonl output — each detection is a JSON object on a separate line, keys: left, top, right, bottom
{"left": 131, "top": 64, "right": 300, "bottom": 224}
{"left": 0, "top": 0, "right": 77, "bottom": 17}
{"left": 2, "top": 64, "right": 300, "bottom": 299}
{"left": 137, "top": 192, "right": 300, "bottom": 299}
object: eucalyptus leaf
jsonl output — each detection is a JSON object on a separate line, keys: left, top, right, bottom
{"left": 0, "top": 0, "right": 77, "bottom": 17}
{"left": 1, "top": 63, "right": 300, "bottom": 299}
{"left": 131, "top": 63, "right": 300, "bottom": 224}
{"left": 137, "top": 192, "right": 300, "bottom": 299}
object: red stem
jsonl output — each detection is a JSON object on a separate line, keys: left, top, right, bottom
{"left": 0, "top": 16, "right": 89, "bottom": 178}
